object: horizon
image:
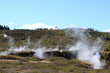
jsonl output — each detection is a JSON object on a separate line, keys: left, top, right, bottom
{"left": 0, "top": 0, "right": 110, "bottom": 32}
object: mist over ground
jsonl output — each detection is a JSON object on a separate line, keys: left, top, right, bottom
{"left": 0, "top": 28, "right": 110, "bottom": 72}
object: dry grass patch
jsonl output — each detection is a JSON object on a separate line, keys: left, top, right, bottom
{"left": 0, "top": 55, "right": 23, "bottom": 60}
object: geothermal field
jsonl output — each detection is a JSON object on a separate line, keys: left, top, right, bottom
{"left": 0, "top": 28, "right": 110, "bottom": 73}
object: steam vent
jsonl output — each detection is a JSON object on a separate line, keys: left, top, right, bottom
{"left": 0, "top": 29, "right": 110, "bottom": 73}
{"left": 9, "top": 51, "right": 76, "bottom": 59}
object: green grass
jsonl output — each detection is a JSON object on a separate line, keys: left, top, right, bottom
{"left": 0, "top": 55, "right": 23, "bottom": 60}
{"left": 25, "top": 57, "right": 42, "bottom": 61}
{"left": 0, "top": 29, "right": 110, "bottom": 72}
{"left": 0, "top": 56, "right": 109, "bottom": 73}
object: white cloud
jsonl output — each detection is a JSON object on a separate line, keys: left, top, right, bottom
{"left": 82, "top": 27, "right": 87, "bottom": 29}
{"left": 66, "top": 24, "right": 78, "bottom": 28}
{"left": 70, "top": 24, "right": 77, "bottom": 27}
{"left": 8, "top": 22, "right": 15, "bottom": 25}
{"left": 105, "top": 29, "right": 110, "bottom": 32}
{"left": 22, "top": 23, "right": 56, "bottom": 29}
{"left": 66, "top": 24, "right": 87, "bottom": 29}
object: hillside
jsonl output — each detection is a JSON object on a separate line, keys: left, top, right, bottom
{"left": 0, "top": 28, "right": 110, "bottom": 51}
{"left": 0, "top": 28, "right": 110, "bottom": 73}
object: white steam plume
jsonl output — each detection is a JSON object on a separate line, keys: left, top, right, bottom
{"left": 68, "top": 28, "right": 105, "bottom": 69}
{"left": 33, "top": 46, "right": 59, "bottom": 59}
{"left": 0, "top": 29, "right": 106, "bottom": 69}
{"left": 33, "top": 47, "right": 48, "bottom": 59}
{"left": 0, "top": 37, "right": 32, "bottom": 55}
{"left": 0, "top": 37, "right": 59, "bottom": 59}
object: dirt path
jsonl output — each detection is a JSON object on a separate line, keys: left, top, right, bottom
{"left": 0, "top": 59, "right": 51, "bottom": 63}
{"left": 29, "top": 60, "right": 51, "bottom": 63}
{"left": 0, "top": 59, "right": 18, "bottom": 62}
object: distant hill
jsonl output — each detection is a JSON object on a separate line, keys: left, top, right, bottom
{"left": 0, "top": 28, "right": 110, "bottom": 49}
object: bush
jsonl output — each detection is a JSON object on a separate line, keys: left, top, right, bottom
{"left": 101, "top": 51, "right": 110, "bottom": 63}
{"left": 0, "top": 25, "right": 10, "bottom": 30}
{"left": 9, "top": 51, "right": 35, "bottom": 57}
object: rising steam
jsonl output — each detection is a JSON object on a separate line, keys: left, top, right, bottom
{"left": 68, "top": 28, "right": 105, "bottom": 69}
{"left": 0, "top": 36, "right": 59, "bottom": 59}
{"left": 0, "top": 28, "right": 106, "bottom": 69}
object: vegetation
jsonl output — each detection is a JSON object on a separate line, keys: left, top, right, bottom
{"left": 0, "top": 25, "right": 10, "bottom": 30}
{"left": 9, "top": 51, "right": 35, "bottom": 57}
{"left": 0, "top": 28, "right": 110, "bottom": 72}
{"left": 0, "top": 55, "right": 23, "bottom": 60}
{"left": 0, "top": 57, "right": 110, "bottom": 73}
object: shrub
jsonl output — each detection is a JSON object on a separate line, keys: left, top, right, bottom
{"left": 9, "top": 51, "right": 35, "bottom": 57}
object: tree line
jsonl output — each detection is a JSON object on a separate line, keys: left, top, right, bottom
{"left": 0, "top": 25, "right": 10, "bottom": 30}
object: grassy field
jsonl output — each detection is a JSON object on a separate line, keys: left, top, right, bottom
{"left": 0, "top": 56, "right": 110, "bottom": 73}
{"left": 0, "top": 28, "right": 110, "bottom": 73}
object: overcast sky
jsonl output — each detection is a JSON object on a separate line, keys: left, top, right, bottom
{"left": 0, "top": 0, "right": 110, "bottom": 32}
